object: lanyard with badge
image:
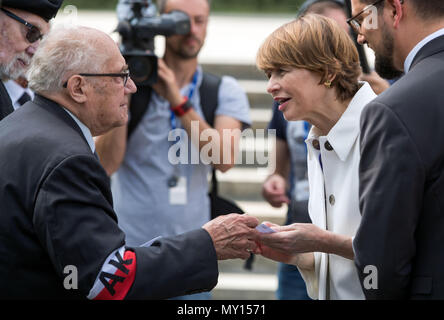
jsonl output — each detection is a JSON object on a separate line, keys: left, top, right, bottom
{"left": 167, "top": 71, "right": 198, "bottom": 205}
{"left": 293, "top": 121, "right": 311, "bottom": 202}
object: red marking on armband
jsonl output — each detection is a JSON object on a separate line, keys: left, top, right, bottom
{"left": 93, "top": 250, "right": 137, "bottom": 300}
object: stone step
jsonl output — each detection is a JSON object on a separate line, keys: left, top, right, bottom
{"left": 239, "top": 136, "right": 272, "bottom": 154}
{"left": 217, "top": 168, "right": 270, "bottom": 201}
{"left": 248, "top": 92, "right": 274, "bottom": 110}
{"left": 202, "top": 63, "right": 267, "bottom": 82}
{"left": 212, "top": 272, "right": 278, "bottom": 300}
{"left": 249, "top": 108, "right": 272, "bottom": 130}
{"left": 233, "top": 80, "right": 274, "bottom": 111}
{"left": 236, "top": 200, "right": 287, "bottom": 225}
{"left": 213, "top": 254, "right": 279, "bottom": 300}
{"left": 236, "top": 134, "right": 274, "bottom": 168}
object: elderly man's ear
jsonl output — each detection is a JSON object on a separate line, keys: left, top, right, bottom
{"left": 66, "top": 76, "right": 88, "bottom": 104}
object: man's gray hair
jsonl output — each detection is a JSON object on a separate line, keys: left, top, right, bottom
{"left": 156, "top": 0, "right": 211, "bottom": 13}
{"left": 27, "top": 25, "right": 107, "bottom": 93}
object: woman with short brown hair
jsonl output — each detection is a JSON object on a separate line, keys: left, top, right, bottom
{"left": 255, "top": 14, "right": 377, "bottom": 300}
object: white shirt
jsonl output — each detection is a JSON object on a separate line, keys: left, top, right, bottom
{"left": 404, "top": 27, "right": 444, "bottom": 73}
{"left": 2, "top": 80, "right": 35, "bottom": 111}
{"left": 299, "top": 82, "right": 377, "bottom": 300}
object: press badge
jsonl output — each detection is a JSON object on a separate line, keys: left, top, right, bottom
{"left": 169, "top": 176, "right": 187, "bottom": 205}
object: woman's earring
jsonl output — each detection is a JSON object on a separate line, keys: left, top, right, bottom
{"left": 324, "top": 80, "right": 332, "bottom": 88}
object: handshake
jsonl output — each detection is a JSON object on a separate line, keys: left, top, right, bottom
{"left": 202, "top": 214, "right": 321, "bottom": 271}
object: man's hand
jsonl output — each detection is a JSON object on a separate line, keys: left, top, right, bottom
{"left": 262, "top": 174, "right": 290, "bottom": 208}
{"left": 152, "top": 58, "right": 183, "bottom": 107}
{"left": 359, "top": 71, "right": 390, "bottom": 95}
{"left": 202, "top": 214, "right": 260, "bottom": 260}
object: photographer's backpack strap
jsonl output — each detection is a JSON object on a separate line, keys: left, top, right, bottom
{"left": 199, "top": 72, "right": 221, "bottom": 127}
{"left": 200, "top": 73, "right": 254, "bottom": 270}
{"left": 127, "top": 72, "right": 221, "bottom": 141}
{"left": 127, "top": 85, "right": 153, "bottom": 140}
{"left": 198, "top": 73, "right": 224, "bottom": 206}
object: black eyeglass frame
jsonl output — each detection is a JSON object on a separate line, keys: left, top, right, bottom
{"left": 62, "top": 72, "right": 131, "bottom": 88}
{"left": 346, "top": 0, "right": 385, "bottom": 34}
{"left": 1, "top": 8, "right": 43, "bottom": 43}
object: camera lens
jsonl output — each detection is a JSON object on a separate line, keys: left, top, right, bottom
{"left": 127, "top": 56, "right": 155, "bottom": 84}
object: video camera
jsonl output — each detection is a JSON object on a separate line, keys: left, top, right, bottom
{"left": 116, "top": 0, "right": 191, "bottom": 86}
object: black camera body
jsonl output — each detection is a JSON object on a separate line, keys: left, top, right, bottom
{"left": 116, "top": 0, "right": 190, "bottom": 86}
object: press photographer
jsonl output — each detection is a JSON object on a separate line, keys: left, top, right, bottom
{"left": 116, "top": 0, "right": 190, "bottom": 85}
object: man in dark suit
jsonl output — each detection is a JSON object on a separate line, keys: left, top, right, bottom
{"left": 0, "top": 0, "right": 63, "bottom": 121}
{"left": 349, "top": 0, "right": 444, "bottom": 299}
{"left": 0, "top": 25, "right": 259, "bottom": 299}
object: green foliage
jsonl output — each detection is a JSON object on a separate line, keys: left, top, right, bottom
{"left": 212, "top": 0, "right": 305, "bottom": 12}
{"left": 62, "top": 0, "right": 118, "bottom": 10}
{"left": 61, "top": 0, "right": 306, "bottom": 12}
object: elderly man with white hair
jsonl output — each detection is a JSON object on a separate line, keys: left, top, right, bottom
{"left": 0, "top": 0, "right": 64, "bottom": 121}
{"left": 0, "top": 25, "right": 259, "bottom": 300}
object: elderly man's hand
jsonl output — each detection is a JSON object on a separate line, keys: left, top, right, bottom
{"left": 202, "top": 214, "right": 260, "bottom": 260}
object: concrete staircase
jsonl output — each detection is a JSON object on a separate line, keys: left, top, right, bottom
{"left": 202, "top": 63, "right": 287, "bottom": 300}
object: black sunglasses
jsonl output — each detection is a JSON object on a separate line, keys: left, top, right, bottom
{"left": 62, "top": 72, "right": 131, "bottom": 88}
{"left": 1, "top": 8, "right": 43, "bottom": 43}
{"left": 346, "top": 0, "right": 385, "bottom": 34}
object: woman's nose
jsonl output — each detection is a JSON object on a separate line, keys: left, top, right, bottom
{"left": 266, "top": 77, "right": 279, "bottom": 95}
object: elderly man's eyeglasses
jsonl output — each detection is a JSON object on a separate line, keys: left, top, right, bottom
{"left": 347, "top": 0, "right": 384, "bottom": 34}
{"left": 62, "top": 72, "right": 131, "bottom": 88}
{"left": 1, "top": 8, "right": 43, "bottom": 43}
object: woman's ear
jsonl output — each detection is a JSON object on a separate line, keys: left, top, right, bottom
{"left": 323, "top": 72, "right": 337, "bottom": 88}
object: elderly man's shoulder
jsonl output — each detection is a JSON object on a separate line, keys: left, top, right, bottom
{"left": 0, "top": 102, "right": 97, "bottom": 169}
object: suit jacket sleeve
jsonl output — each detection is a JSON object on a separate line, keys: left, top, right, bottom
{"left": 354, "top": 101, "right": 425, "bottom": 299}
{"left": 0, "top": 82, "right": 14, "bottom": 121}
{"left": 33, "top": 154, "right": 218, "bottom": 299}
{"left": 127, "top": 229, "right": 218, "bottom": 299}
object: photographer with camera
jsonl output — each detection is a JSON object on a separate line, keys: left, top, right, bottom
{"left": 96, "top": 0, "right": 251, "bottom": 300}
{"left": 0, "top": 0, "right": 64, "bottom": 121}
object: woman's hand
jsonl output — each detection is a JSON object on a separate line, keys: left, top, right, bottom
{"left": 255, "top": 222, "right": 354, "bottom": 262}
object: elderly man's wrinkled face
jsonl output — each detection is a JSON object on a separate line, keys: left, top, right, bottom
{"left": 85, "top": 36, "right": 137, "bottom": 136}
{"left": 0, "top": 8, "right": 49, "bottom": 80}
